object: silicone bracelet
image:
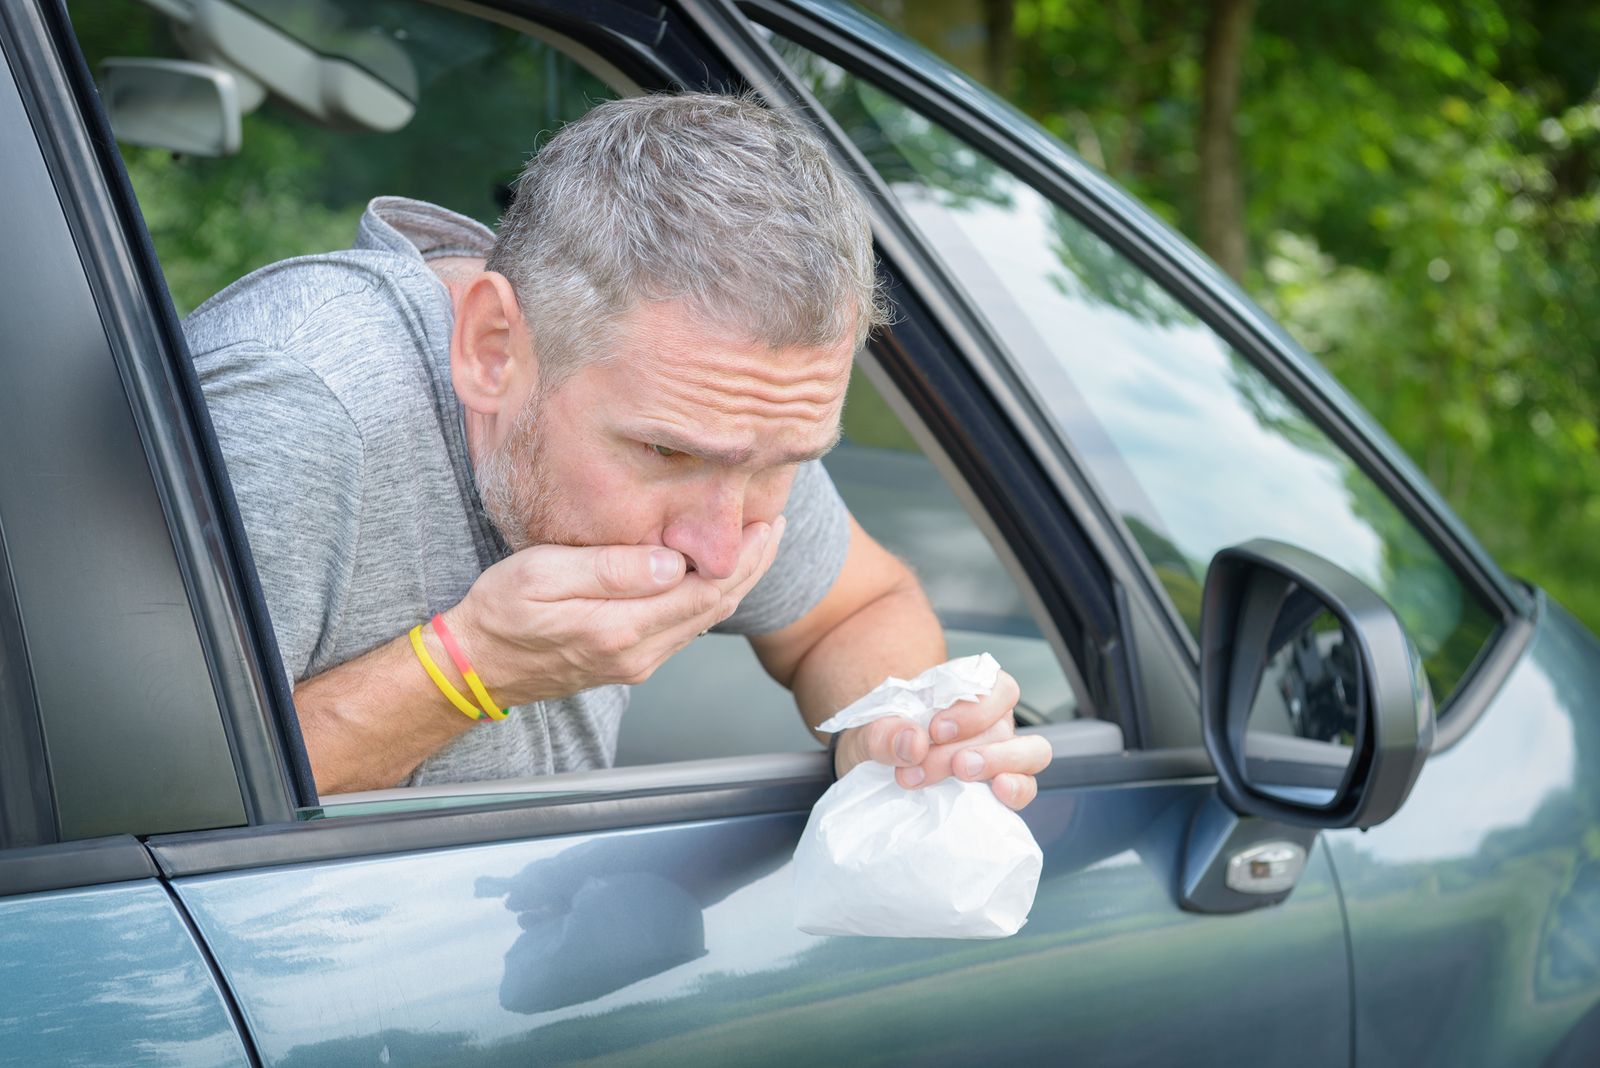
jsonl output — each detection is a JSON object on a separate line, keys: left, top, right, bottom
{"left": 409, "top": 624, "right": 483, "bottom": 721}
{"left": 431, "top": 614, "right": 505, "bottom": 720}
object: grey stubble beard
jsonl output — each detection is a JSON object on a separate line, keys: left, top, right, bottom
{"left": 473, "top": 389, "right": 583, "bottom": 554}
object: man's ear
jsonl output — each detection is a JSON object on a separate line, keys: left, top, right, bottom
{"left": 450, "top": 271, "right": 537, "bottom": 416}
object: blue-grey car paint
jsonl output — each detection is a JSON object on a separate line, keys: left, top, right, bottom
{"left": 173, "top": 782, "right": 1351, "bottom": 1067}
{"left": 1327, "top": 598, "right": 1600, "bottom": 1067}
{"left": 0, "top": 880, "right": 252, "bottom": 1066}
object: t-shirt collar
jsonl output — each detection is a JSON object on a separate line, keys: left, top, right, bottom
{"left": 355, "top": 195, "right": 497, "bottom": 263}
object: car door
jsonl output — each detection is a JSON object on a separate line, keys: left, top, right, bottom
{"left": 0, "top": 6, "right": 257, "bottom": 1064}
{"left": 731, "top": 3, "right": 1600, "bottom": 1065}
{"left": 45, "top": 0, "right": 1354, "bottom": 1065}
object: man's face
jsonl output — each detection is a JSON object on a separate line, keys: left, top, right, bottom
{"left": 477, "top": 300, "right": 854, "bottom": 578}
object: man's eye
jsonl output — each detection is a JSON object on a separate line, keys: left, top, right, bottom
{"left": 649, "top": 444, "right": 680, "bottom": 458}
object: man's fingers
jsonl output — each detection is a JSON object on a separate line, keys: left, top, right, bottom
{"left": 926, "top": 671, "right": 1021, "bottom": 744}
{"left": 835, "top": 716, "right": 926, "bottom": 779}
{"left": 990, "top": 772, "right": 1039, "bottom": 811}
{"left": 949, "top": 733, "right": 1053, "bottom": 782}
{"left": 660, "top": 515, "right": 786, "bottom": 634}
{"left": 623, "top": 517, "right": 788, "bottom": 665}
{"left": 906, "top": 728, "right": 1049, "bottom": 789}
{"left": 713, "top": 514, "right": 787, "bottom": 600}
{"left": 513, "top": 543, "right": 687, "bottom": 601}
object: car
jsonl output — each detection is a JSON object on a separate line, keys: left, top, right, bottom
{"left": 2, "top": 0, "right": 1598, "bottom": 1065}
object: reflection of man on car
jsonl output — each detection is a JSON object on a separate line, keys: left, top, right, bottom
{"left": 185, "top": 93, "right": 1052, "bottom": 799}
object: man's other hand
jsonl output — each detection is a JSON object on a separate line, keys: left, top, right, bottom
{"left": 445, "top": 516, "right": 786, "bottom": 706}
{"left": 831, "top": 669, "right": 1052, "bottom": 811}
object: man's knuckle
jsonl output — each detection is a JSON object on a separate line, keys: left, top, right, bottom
{"left": 596, "top": 550, "right": 633, "bottom": 594}
{"left": 512, "top": 551, "right": 546, "bottom": 591}
{"left": 620, "top": 658, "right": 658, "bottom": 685}
{"left": 593, "top": 627, "right": 635, "bottom": 657}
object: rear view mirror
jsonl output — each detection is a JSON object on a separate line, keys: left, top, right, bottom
{"left": 1201, "top": 539, "right": 1435, "bottom": 830}
{"left": 99, "top": 58, "right": 242, "bottom": 157}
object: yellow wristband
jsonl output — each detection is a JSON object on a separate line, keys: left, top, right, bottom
{"left": 409, "top": 624, "right": 483, "bottom": 721}
{"left": 430, "top": 613, "right": 505, "bottom": 720}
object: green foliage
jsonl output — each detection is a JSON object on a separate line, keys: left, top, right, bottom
{"left": 996, "top": 0, "right": 1600, "bottom": 633}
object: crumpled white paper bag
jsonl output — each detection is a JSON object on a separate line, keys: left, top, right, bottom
{"left": 792, "top": 653, "right": 1043, "bottom": 938}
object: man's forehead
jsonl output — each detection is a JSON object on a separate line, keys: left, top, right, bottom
{"left": 597, "top": 299, "right": 849, "bottom": 408}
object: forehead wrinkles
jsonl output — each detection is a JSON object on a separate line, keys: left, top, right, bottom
{"left": 642, "top": 350, "right": 849, "bottom": 421}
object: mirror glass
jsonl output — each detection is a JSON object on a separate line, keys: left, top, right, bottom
{"left": 100, "top": 59, "right": 242, "bottom": 158}
{"left": 1243, "top": 585, "right": 1360, "bottom": 805}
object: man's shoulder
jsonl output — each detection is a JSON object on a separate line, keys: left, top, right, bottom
{"left": 185, "top": 248, "right": 453, "bottom": 430}
{"left": 185, "top": 248, "right": 444, "bottom": 361}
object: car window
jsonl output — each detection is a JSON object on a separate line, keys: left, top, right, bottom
{"left": 70, "top": 0, "right": 615, "bottom": 314}
{"left": 770, "top": 37, "right": 1501, "bottom": 709}
{"left": 68, "top": 0, "right": 1084, "bottom": 792}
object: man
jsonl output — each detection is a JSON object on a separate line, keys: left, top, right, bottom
{"left": 186, "top": 92, "right": 1052, "bottom": 803}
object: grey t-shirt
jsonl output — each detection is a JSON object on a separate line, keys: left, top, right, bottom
{"left": 184, "top": 196, "right": 851, "bottom": 787}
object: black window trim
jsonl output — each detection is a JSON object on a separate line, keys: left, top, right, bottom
{"left": 0, "top": 835, "right": 158, "bottom": 899}
{"left": 732, "top": 0, "right": 1533, "bottom": 745}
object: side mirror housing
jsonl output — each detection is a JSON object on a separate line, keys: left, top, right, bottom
{"left": 1200, "top": 539, "right": 1435, "bottom": 830}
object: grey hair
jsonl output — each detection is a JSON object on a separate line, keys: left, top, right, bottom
{"left": 486, "top": 91, "right": 889, "bottom": 386}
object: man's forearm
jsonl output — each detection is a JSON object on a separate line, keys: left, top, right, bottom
{"left": 788, "top": 579, "right": 947, "bottom": 733}
{"left": 293, "top": 627, "right": 477, "bottom": 794}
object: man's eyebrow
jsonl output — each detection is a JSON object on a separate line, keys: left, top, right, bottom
{"left": 629, "top": 424, "right": 842, "bottom": 466}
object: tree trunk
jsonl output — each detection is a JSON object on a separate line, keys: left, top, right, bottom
{"left": 1198, "top": 0, "right": 1254, "bottom": 281}
{"left": 982, "top": 0, "right": 1016, "bottom": 97}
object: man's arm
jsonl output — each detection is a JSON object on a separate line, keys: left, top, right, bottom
{"left": 750, "top": 516, "right": 1052, "bottom": 810}
{"left": 294, "top": 627, "right": 481, "bottom": 793}
{"left": 297, "top": 523, "right": 784, "bottom": 794}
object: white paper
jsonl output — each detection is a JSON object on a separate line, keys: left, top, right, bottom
{"left": 793, "top": 654, "right": 1044, "bottom": 938}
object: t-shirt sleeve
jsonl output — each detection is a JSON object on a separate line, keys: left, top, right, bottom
{"left": 716, "top": 457, "right": 851, "bottom": 637}
{"left": 194, "top": 342, "right": 365, "bottom": 683}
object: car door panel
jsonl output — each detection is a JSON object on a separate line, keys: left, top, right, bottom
{"left": 1328, "top": 600, "right": 1600, "bottom": 1067}
{"left": 0, "top": 879, "right": 253, "bottom": 1067}
{"left": 168, "top": 781, "right": 1348, "bottom": 1067}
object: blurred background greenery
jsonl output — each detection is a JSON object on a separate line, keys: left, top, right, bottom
{"left": 860, "top": 0, "right": 1600, "bottom": 632}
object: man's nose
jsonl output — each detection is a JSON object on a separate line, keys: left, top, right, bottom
{"left": 663, "top": 491, "right": 747, "bottom": 581}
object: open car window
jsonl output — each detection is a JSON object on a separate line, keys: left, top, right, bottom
{"left": 70, "top": 0, "right": 1100, "bottom": 813}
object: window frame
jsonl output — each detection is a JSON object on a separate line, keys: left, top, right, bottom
{"left": 733, "top": 0, "right": 1537, "bottom": 748}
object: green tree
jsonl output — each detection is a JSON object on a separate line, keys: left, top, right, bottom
{"left": 872, "top": 0, "right": 1600, "bottom": 633}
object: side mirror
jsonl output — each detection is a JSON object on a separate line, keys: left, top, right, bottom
{"left": 1182, "top": 540, "right": 1434, "bottom": 914}
{"left": 1201, "top": 539, "right": 1435, "bottom": 830}
{"left": 99, "top": 58, "right": 242, "bottom": 157}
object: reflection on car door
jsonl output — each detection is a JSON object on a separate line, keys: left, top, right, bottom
{"left": 158, "top": 772, "right": 1350, "bottom": 1066}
